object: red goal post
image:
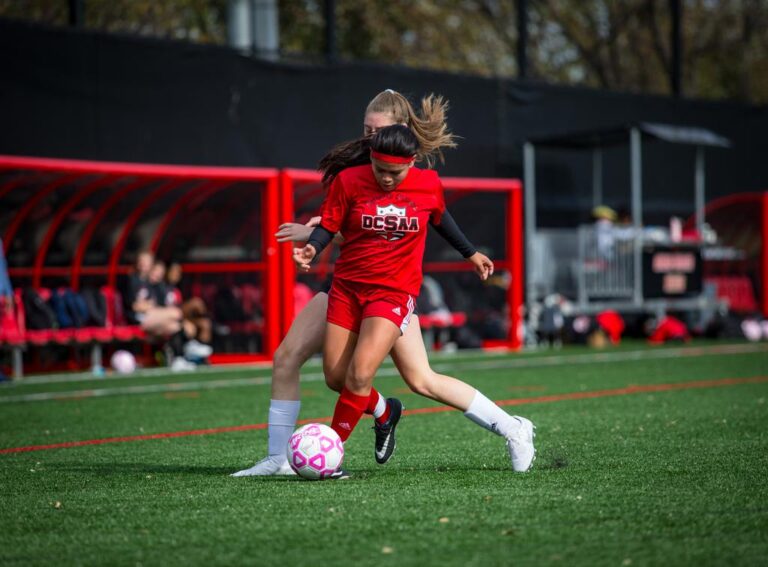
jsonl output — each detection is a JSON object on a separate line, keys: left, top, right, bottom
{"left": 280, "top": 169, "right": 524, "bottom": 350}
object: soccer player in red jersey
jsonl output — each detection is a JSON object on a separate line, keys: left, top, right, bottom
{"left": 294, "top": 125, "right": 535, "bottom": 472}
{"left": 233, "top": 90, "right": 535, "bottom": 478}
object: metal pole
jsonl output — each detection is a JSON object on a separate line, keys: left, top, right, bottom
{"left": 12, "top": 347, "right": 23, "bottom": 379}
{"left": 592, "top": 148, "right": 603, "bottom": 208}
{"left": 523, "top": 142, "right": 536, "bottom": 314}
{"left": 91, "top": 344, "right": 103, "bottom": 376}
{"left": 227, "top": 0, "right": 252, "bottom": 53}
{"left": 252, "top": 0, "right": 279, "bottom": 60}
{"left": 670, "top": 0, "right": 683, "bottom": 97}
{"left": 69, "top": 0, "right": 84, "bottom": 28}
{"left": 695, "top": 146, "right": 705, "bottom": 237}
{"left": 630, "top": 128, "right": 643, "bottom": 306}
{"left": 517, "top": 0, "right": 528, "bottom": 79}
{"left": 325, "top": 0, "right": 338, "bottom": 64}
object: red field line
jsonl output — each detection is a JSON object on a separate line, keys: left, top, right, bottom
{"left": 2, "top": 375, "right": 766, "bottom": 455}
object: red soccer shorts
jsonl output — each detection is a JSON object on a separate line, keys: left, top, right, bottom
{"left": 327, "top": 278, "right": 415, "bottom": 334}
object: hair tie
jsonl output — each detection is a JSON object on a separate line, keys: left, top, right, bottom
{"left": 385, "top": 89, "right": 397, "bottom": 94}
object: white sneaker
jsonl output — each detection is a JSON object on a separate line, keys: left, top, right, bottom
{"left": 184, "top": 339, "right": 213, "bottom": 359}
{"left": 170, "top": 357, "right": 197, "bottom": 372}
{"left": 506, "top": 416, "right": 536, "bottom": 472}
{"left": 230, "top": 456, "right": 296, "bottom": 477}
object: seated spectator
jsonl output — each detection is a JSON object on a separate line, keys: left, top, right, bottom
{"left": 125, "top": 253, "right": 204, "bottom": 371}
{"left": 166, "top": 262, "right": 213, "bottom": 362}
{"left": 126, "top": 250, "right": 155, "bottom": 324}
{"left": 592, "top": 205, "right": 618, "bottom": 259}
{"left": 132, "top": 257, "right": 184, "bottom": 338}
{"left": 538, "top": 294, "right": 566, "bottom": 348}
{"left": 417, "top": 275, "right": 452, "bottom": 323}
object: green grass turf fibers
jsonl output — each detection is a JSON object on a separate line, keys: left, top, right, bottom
{"left": 1, "top": 342, "right": 766, "bottom": 566}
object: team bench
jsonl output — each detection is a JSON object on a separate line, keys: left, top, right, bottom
{"left": 418, "top": 311, "right": 467, "bottom": 351}
{"left": 0, "top": 287, "right": 145, "bottom": 379}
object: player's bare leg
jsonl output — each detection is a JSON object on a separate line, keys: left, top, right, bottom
{"left": 391, "top": 316, "right": 476, "bottom": 408}
{"left": 327, "top": 317, "right": 404, "bottom": 469}
{"left": 323, "top": 319, "right": 398, "bottom": 459}
{"left": 391, "top": 316, "right": 535, "bottom": 472}
{"left": 231, "top": 293, "right": 328, "bottom": 477}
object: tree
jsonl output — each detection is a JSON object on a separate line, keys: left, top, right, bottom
{"left": 2, "top": 0, "right": 766, "bottom": 103}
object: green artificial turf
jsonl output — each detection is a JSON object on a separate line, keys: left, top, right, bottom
{"left": 1, "top": 342, "right": 767, "bottom": 566}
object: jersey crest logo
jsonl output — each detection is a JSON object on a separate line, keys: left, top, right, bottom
{"left": 377, "top": 204, "right": 406, "bottom": 217}
{"left": 361, "top": 203, "right": 419, "bottom": 241}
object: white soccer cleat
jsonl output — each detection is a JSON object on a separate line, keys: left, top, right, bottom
{"left": 230, "top": 456, "right": 296, "bottom": 477}
{"left": 506, "top": 416, "right": 536, "bottom": 472}
{"left": 184, "top": 339, "right": 213, "bottom": 360}
{"left": 170, "top": 356, "right": 196, "bottom": 372}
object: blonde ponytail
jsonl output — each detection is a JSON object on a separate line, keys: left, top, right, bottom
{"left": 365, "top": 90, "right": 458, "bottom": 168}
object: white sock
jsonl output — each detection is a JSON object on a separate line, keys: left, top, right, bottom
{"left": 372, "top": 391, "right": 387, "bottom": 419}
{"left": 267, "top": 399, "right": 301, "bottom": 458}
{"left": 463, "top": 390, "right": 519, "bottom": 438}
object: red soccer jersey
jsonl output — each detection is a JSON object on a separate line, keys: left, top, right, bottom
{"left": 319, "top": 164, "right": 445, "bottom": 296}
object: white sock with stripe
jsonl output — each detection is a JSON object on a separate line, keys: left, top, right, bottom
{"left": 463, "top": 390, "right": 520, "bottom": 438}
{"left": 372, "top": 391, "right": 387, "bottom": 419}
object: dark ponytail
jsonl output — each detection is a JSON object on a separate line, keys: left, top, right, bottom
{"left": 318, "top": 125, "right": 420, "bottom": 184}
{"left": 370, "top": 124, "right": 419, "bottom": 158}
{"left": 318, "top": 138, "right": 371, "bottom": 184}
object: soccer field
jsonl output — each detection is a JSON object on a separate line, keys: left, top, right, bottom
{"left": 1, "top": 342, "right": 767, "bottom": 566}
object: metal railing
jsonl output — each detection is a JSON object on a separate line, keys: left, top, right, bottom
{"left": 576, "top": 224, "right": 636, "bottom": 304}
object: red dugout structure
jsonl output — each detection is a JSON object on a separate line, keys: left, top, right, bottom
{"left": 0, "top": 155, "right": 523, "bottom": 376}
{"left": 685, "top": 192, "right": 768, "bottom": 317}
{"left": 0, "top": 155, "right": 282, "bottom": 366}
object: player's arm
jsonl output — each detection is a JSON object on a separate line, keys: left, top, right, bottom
{"left": 293, "top": 175, "right": 347, "bottom": 271}
{"left": 293, "top": 225, "right": 334, "bottom": 272}
{"left": 276, "top": 216, "right": 344, "bottom": 245}
{"left": 430, "top": 210, "right": 494, "bottom": 281}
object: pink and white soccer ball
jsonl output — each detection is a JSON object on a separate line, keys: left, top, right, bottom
{"left": 110, "top": 350, "right": 137, "bottom": 374}
{"left": 286, "top": 423, "right": 344, "bottom": 480}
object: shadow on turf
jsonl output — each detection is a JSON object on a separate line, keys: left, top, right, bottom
{"left": 49, "top": 462, "right": 358, "bottom": 481}
{"left": 50, "top": 462, "right": 241, "bottom": 476}
{"left": 49, "top": 452, "right": 569, "bottom": 478}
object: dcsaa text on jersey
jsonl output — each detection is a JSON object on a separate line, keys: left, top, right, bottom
{"left": 361, "top": 204, "right": 419, "bottom": 241}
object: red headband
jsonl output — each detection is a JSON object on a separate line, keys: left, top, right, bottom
{"left": 370, "top": 150, "right": 415, "bottom": 164}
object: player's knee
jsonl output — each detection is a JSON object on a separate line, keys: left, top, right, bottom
{"left": 324, "top": 373, "right": 344, "bottom": 392}
{"left": 322, "top": 358, "right": 346, "bottom": 392}
{"left": 405, "top": 374, "right": 433, "bottom": 397}
{"left": 166, "top": 320, "right": 181, "bottom": 335}
{"left": 274, "top": 342, "right": 306, "bottom": 374}
{"left": 345, "top": 364, "right": 375, "bottom": 392}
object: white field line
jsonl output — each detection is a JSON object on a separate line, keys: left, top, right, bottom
{"left": 7, "top": 349, "right": 507, "bottom": 386}
{"left": 9, "top": 341, "right": 761, "bottom": 387}
{"left": 12, "top": 360, "right": 276, "bottom": 385}
{"left": 1, "top": 342, "right": 765, "bottom": 404}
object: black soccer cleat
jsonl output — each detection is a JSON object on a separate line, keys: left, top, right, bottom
{"left": 327, "top": 468, "right": 351, "bottom": 480}
{"left": 373, "top": 398, "right": 403, "bottom": 464}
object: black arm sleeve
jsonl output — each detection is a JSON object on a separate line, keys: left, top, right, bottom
{"left": 430, "top": 210, "right": 477, "bottom": 258}
{"left": 306, "top": 225, "right": 335, "bottom": 257}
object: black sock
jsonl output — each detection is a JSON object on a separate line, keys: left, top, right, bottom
{"left": 168, "top": 330, "right": 186, "bottom": 357}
